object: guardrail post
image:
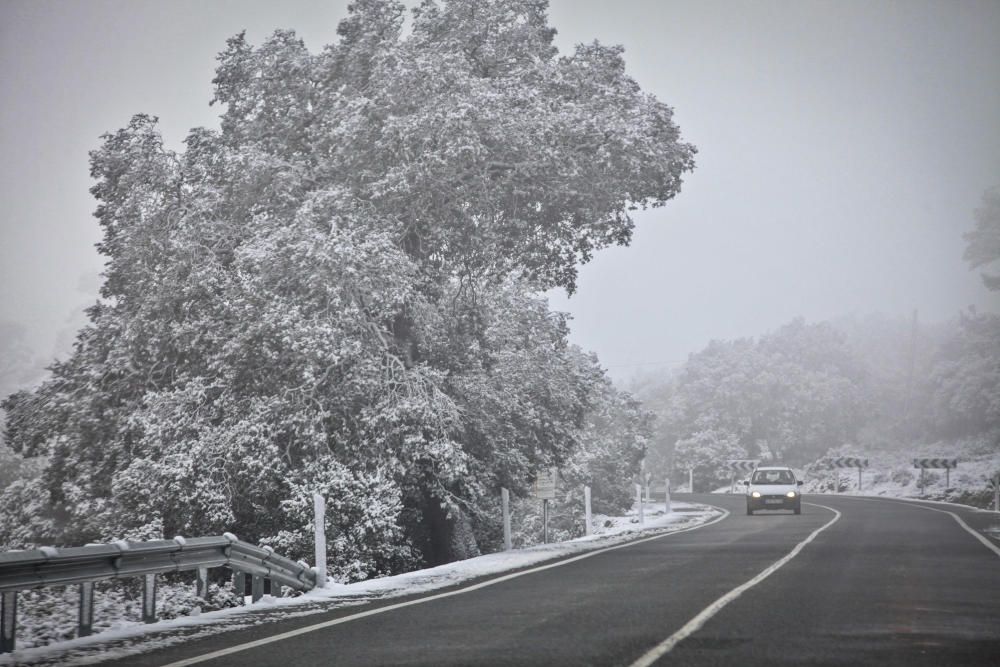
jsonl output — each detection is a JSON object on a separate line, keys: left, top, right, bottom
{"left": 78, "top": 582, "right": 95, "bottom": 637}
{"left": 251, "top": 575, "right": 264, "bottom": 603}
{"left": 233, "top": 571, "right": 247, "bottom": 605}
{"left": 583, "top": 485, "right": 592, "bottom": 536}
{"left": 196, "top": 567, "right": 209, "bottom": 600}
{"left": 267, "top": 578, "right": 282, "bottom": 597}
{"left": 501, "top": 488, "right": 512, "bottom": 551}
{"left": 1, "top": 591, "right": 16, "bottom": 653}
{"left": 142, "top": 574, "right": 157, "bottom": 623}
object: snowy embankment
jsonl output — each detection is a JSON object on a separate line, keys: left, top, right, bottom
{"left": 1, "top": 501, "right": 720, "bottom": 667}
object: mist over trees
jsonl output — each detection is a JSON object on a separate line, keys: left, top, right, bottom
{"left": 639, "top": 311, "right": 1000, "bottom": 490}
{"left": 0, "top": 0, "right": 694, "bottom": 576}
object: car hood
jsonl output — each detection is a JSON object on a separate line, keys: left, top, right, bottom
{"left": 747, "top": 484, "right": 799, "bottom": 496}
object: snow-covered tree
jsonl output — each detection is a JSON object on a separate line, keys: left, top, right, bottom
{"left": 1, "top": 0, "right": 694, "bottom": 570}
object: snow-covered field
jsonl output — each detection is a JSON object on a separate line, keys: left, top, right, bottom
{"left": 0, "top": 501, "right": 720, "bottom": 667}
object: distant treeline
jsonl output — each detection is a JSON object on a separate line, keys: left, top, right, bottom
{"left": 637, "top": 312, "right": 1000, "bottom": 490}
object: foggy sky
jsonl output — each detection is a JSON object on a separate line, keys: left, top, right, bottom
{"left": 2, "top": 0, "right": 999, "bottom": 384}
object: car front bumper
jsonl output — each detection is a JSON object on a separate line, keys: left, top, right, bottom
{"left": 748, "top": 495, "right": 800, "bottom": 510}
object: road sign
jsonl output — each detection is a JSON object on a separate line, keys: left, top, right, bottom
{"left": 817, "top": 457, "right": 869, "bottom": 469}
{"left": 727, "top": 460, "right": 759, "bottom": 473}
{"left": 913, "top": 458, "right": 958, "bottom": 494}
{"left": 530, "top": 468, "right": 558, "bottom": 500}
{"left": 912, "top": 458, "right": 957, "bottom": 469}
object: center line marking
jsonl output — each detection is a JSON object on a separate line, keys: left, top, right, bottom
{"left": 629, "top": 502, "right": 841, "bottom": 667}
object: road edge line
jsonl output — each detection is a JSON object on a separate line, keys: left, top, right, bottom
{"left": 837, "top": 496, "right": 1000, "bottom": 559}
{"left": 628, "top": 502, "right": 841, "bottom": 667}
{"left": 157, "top": 507, "right": 732, "bottom": 667}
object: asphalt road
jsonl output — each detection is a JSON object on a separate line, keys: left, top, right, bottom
{"left": 106, "top": 494, "right": 1000, "bottom": 667}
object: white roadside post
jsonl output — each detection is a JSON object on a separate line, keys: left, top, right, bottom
{"left": 313, "top": 493, "right": 327, "bottom": 589}
{"left": 583, "top": 485, "right": 593, "bottom": 536}
{"left": 688, "top": 468, "right": 694, "bottom": 494}
{"left": 636, "top": 483, "right": 644, "bottom": 526}
{"left": 664, "top": 478, "right": 671, "bottom": 513}
{"left": 994, "top": 475, "right": 999, "bottom": 513}
{"left": 501, "top": 487, "right": 512, "bottom": 550}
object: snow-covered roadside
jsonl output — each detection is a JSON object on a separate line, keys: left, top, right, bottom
{"left": 0, "top": 501, "right": 721, "bottom": 667}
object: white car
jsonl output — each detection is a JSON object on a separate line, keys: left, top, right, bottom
{"left": 743, "top": 466, "right": 803, "bottom": 515}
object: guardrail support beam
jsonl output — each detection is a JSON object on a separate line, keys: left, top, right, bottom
{"left": 251, "top": 575, "right": 264, "bottom": 603}
{"left": 142, "top": 574, "right": 157, "bottom": 624}
{"left": 233, "top": 571, "right": 247, "bottom": 605}
{"left": 267, "top": 578, "right": 281, "bottom": 597}
{"left": 1, "top": 591, "right": 16, "bottom": 653}
{"left": 196, "top": 567, "right": 209, "bottom": 600}
{"left": 78, "top": 582, "right": 95, "bottom": 637}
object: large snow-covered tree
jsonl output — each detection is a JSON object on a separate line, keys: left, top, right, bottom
{"left": 1, "top": 0, "right": 695, "bottom": 570}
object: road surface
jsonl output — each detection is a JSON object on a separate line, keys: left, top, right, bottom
{"left": 106, "top": 494, "right": 1000, "bottom": 666}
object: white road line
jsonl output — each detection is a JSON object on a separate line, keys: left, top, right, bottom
{"left": 628, "top": 502, "right": 841, "bottom": 667}
{"left": 835, "top": 496, "right": 1000, "bottom": 559}
{"left": 158, "top": 508, "right": 731, "bottom": 667}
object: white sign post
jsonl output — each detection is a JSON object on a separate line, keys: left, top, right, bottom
{"left": 688, "top": 468, "right": 694, "bottom": 494}
{"left": 664, "top": 478, "right": 671, "bottom": 513}
{"left": 501, "top": 487, "right": 512, "bottom": 551}
{"left": 313, "top": 493, "right": 327, "bottom": 589}
{"left": 583, "top": 485, "right": 593, "bottom": 536}
{"left": 635, "top": 483, "right": 644, "bottom": 526}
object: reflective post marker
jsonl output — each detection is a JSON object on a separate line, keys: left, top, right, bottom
{"left": 688, "top": 468, "right": 693, "bottom": 494}
{"left": 858, "top": 467, "right": 862, "bottom": 491}
{"left": 584, "top": 485, "right": 592, "bottom": 536}
{"left": 313, "top": 493, "right": 327, "bottom": 589}
{"left": 542, "top": 499, "right": 549, "bottom": 544}
{"left": 665, "top": 478, "right": 671, "bottom": 513}
{"left": 995, "top": 475, "right": 999, "bottom": 513}
{"left": 501, "top": 488, "right": 512, "bottom": 550}
{"left": 1, "top": 591, "right": 16, "bottom": 653}
{"left": 636, "top": 484, "right": 644, "bottom": 526}
{"left": 78, "top": 582, "right": 94, "bottom": 637}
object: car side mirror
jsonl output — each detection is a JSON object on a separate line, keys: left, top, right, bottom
{"left": 796, "top": 480, "right": 803, "bottom": 486}
{"left": 742, "top": 480, "right": 749, "bottom": 486}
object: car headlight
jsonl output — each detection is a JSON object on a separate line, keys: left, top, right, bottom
{"left": 751, "top": 491, "right": 761, "bottom": 498}
{"left": 786, "top": 491, "right": 797, "bottom": 498}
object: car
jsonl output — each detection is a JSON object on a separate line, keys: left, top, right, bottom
{"left": 743, "top": 466, "right": 803, "bottom": 515}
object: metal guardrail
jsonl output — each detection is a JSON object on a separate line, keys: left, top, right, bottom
{"left": 0, "top": 533, "right": 316, "bottom": 653}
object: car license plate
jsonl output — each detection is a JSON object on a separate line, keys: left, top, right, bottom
{"left": 764, "top": 499, "right": 782, "bottom": 505}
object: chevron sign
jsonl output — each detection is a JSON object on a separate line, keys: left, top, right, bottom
{"left": 727, "top": 460, "right": 758, "bottom": 473}
{"left": 912, "top": 458, "right": 957, "bottom": 469}
{"left": 817, "top": 457, "right": 868, "bottom": 469}
{"left": 832, "top": 457, "right": 868, "bottom": 469}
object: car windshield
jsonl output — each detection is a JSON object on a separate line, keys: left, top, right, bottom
{"left": 752, "top": 470, "right": 795, "bottom": 484}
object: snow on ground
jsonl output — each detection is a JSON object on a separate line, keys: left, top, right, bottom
{"left": 0, "top": 501, "right": 721, "bottom": 667}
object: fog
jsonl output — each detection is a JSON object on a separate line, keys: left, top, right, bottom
{"left": 1, "top": 0, "right": 999, "bottom": 381}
